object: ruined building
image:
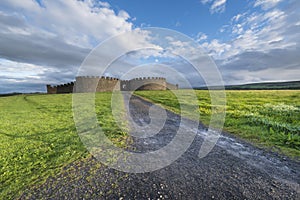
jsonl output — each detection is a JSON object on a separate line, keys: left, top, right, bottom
{"left": 46, "top": 76, "right": 178, "bottom": 94}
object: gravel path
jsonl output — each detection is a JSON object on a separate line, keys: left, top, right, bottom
{"left": 20, "top": 95, "right": 300, "bottom": 199}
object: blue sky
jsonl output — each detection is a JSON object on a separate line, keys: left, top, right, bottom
{"left": 106, "top": 0, "right": 248, "bottom": 38}
{"left": 0, "top": 0, "right": 299, "bottom": 93}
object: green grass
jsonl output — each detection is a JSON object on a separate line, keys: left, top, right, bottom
{"left": 0, "top": 93, "right": 128, "bottom": 199}
{"left": 135, "top": 90, "right": 300, "bottom": 158}
{"left": 1, "top": 90, "right": 299, "bottom": 198}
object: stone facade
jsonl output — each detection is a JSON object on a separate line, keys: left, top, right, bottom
{"left": 120, "top": 77, "right": 169, "bottom": 91}
{"left": 46, "top": 76, "right": 178, "bottom": 94}
{"left": 75, "top": 76, "right": 121, "bottom": 93}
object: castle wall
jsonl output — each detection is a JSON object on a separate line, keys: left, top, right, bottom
{"left": 96, "top": 77, "right": 120, "bottom": 92}
{"left": 121, "top": 77, "right": 167, "bottom": 91}
{"left": 46, "top": 85, "right": 57, "bottom": 94}
{"left": 75, "top": 76, "right": 99, "bottom": 93}
{"left": 75, "top": 76, "right": 120, "bottom": 93}
{"left": 47, "top": 76, "right": 178, "bottom": 94}
{"left": 56, "top": 82, "right": 74, "bottom": 93}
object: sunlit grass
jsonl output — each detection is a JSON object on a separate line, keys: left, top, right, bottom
{"left": 0, "top": 93, "right": 128, "bottom": 199}
{"left": 1, "top": 90, "right": 299, "bottom": 198}
{"left": 135, "top": 90, "right": 300, "bottom": 158}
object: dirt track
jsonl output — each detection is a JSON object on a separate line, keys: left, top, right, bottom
{"left": 20, "top": 95, "right": 299, "bottom": 199}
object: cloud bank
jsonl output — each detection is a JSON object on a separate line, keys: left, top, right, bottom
{"left": 199, "top": 0, "right": 300, "bottom": 84}
{"left": 0, "top": 0, "right": 299, "bottom": 93}
{"left": 0, "top": 0, "right": 134, "bottom": 93}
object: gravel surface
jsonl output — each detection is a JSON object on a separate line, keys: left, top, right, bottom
{"left": 20, "top": 95, "right": 300, "bottom": 199}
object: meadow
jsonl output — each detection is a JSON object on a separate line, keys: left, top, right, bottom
{"left": 0, "top": 93, "right": 127, "bottom": 199}
{"left": 1, "top": 90, "right": 299, "bottom": 199}
{"left": 135, "top": 90, "right": 300, "bottom": 158}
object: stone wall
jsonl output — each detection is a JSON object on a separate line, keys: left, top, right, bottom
{"left": 57, "top": 82, "right": 74, "bottom": 93}
{"left": 47, "top": 82, "right": 74, "bottom": 94}
{"left": 47, "top": 76, "right": 178, "bottom": 94}
{"left": 75, "top": 76, "right": 120, "bottom": 93}
{"left": 120, "top": 77, "right": 167, "bottom": 91}
{"left": 46, "top": 85, "right": 57, "bottom": 94}
{"left": 96, "top": 77, "right": 120, "bottom": 92}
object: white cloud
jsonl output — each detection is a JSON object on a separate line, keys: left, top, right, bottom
{"left": 231, "top": 13, "right": 244, "bottom": 23}
{"left": 201, "top": 39, "right": 231, "bottom": 57}
{"left": 254, "top": 0, "right": 283, "bottom": 10}
{"left": 201, "top": 0, "right": 227, "bottom": 14}
{"left": 211, "top": 0, "right": 227, "bottom": 13}
{"left": 118, "top": 10, "right": 130, "bottom": 20}
{"left": 0, "top": 0, "right": 145, "bottom": 93}
{"left": 199, "top": 0, "right": 300, "bottom": 84}
{"left": 0, "top": 59, "right": 48, "bottom": 79}
{"left": 202, "top": 5, "right": 295, "bottom": 60}
{"left": 0, "top": 0, "right": 299, "bottom": 92}
{"left": 98, "top": 1, "right": 111, "bottom": 8}
{"left": 232, "top": 24, "right": 244, "bottom": 35}
{"left": 196, "top": 32, "right": 208, "bottom": 42}
{"left": 0, "top": 58, "right": 66, "bottom": 93}
{"left": 0, "top": 0, "right": 133, "bottom": 48}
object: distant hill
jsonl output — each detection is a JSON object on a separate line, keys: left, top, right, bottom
{"left": 195, "top": 80, "right": 300, "bottom": 90}
{"left": 0, "top": 92, "right": 23, "bottom": 97}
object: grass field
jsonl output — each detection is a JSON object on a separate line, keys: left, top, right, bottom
{"left": 1, "top": 90, "right": 299, "bottom": 198}
{"left": 135, "top": 90, "right": 300, "bottom": 158}
{"left": 0, "top": 93, "right": 128, "bottom": 199}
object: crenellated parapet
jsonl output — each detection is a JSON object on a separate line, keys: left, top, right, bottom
{"left": 76, "top": 76, "right": 120, "bottom": 80}
{"left": 120, "top": 77, "right": 168, "bottom": 91}
{"left": 131, "top": 77, "right": 166, "bottom": 80}
{"left": 46, "top": 85, "right": 57, "bottom": 94}
{"left": 47, "top": 82, "right": 75, "bottom": 94}
{"left": 75, "top": 76, "right": 121, "bottom": 93}
{"left": 47, "top": 76, "right": 177, "bottom": 94}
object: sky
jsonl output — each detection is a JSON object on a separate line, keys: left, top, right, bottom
{"left": 0, "top": 0, "right": 299, "bottom": 93}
